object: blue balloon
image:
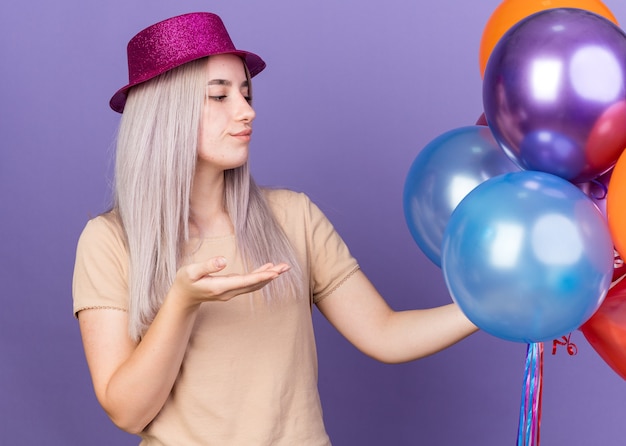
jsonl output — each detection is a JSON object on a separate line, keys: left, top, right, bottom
{"left": 403, "top": 126, "right": 519, "bottom": 266}
{"left": 441, "top": 171, "right": 613, "bottom": 343}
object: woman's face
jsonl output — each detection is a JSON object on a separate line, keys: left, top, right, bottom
{"left": 197, "top": 54, "right": 256, "bottom": 173}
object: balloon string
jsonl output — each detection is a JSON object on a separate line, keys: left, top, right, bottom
{"left": 532, "top": 342, "right": 543, "bottom": 445}
{"left": 517, "top": 344, "right": 531, "bottom": 446}
{"left": 517, "top": 343, "right": 544, "bottom": 446}
{"left": 589, "top": 178, "right": 608, "bottom": 200}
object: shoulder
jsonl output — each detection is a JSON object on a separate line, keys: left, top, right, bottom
{"left": 263, "top": 188, "right": 310, "bottom": 207}
{"left": 262, "top": 187, "right": 338, "bottom": 226}
{"left": 76, "top": 211, "right": 127, "bottom": 258}
{"left": 81, "top": 211, "right": 123, "bottom": 234}
{"left": 262, "top": 188, "right": 314, "bottom": 220}
{"left": 262, "top": 187, "right": 332, "bottom": 224}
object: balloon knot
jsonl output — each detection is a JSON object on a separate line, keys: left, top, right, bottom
{"left": 551, "top": 333, "right": 578, "bottom": 356}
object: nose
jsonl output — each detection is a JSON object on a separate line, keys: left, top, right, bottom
{"left": 235, "top": 92, "right": 256, "bottom": 123}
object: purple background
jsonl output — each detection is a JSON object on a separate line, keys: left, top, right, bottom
{"left": 2, "top": 1, "right": 626, "bottom": 444}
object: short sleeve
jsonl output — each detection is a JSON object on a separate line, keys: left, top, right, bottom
{"left": 265, "top": 190, "right": 360, "bottom": 303}
{"left": 300, "top": 194, "right": 360, "bottom": 303}
{"left": 72, "top": 214, "right": 130, "bottom": 317}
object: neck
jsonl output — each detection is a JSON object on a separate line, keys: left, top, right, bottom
{"left": 189, "top": 166, "right": 233, "bottom": 238}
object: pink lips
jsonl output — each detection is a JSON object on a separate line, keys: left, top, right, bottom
{"left": 231, "top": 129, "right": 252, "bottom": 141}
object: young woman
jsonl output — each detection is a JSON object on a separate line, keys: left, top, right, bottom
{"left": 73, "top": 12, "right": 477, "bottom": 445}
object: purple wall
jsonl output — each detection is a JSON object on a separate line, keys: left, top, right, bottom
{"left": 2, "top": 1, "right": 626, "bottom": 444}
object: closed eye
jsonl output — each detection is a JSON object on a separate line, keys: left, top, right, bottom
{"left": 208, "top": 95, "right": 227, "bottom": 102}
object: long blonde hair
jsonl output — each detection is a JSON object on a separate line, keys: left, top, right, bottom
{"left": 113, "top": 57, "right": 304, "bottom": 341}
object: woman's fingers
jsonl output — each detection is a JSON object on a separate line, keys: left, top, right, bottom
{"left": 202, "top": 264, "right": 289, "bottom": 297}
{"left": 178, "top": 258, "right": 291, "bottom": 303}
{"left": 185, "top": 256, "right": 228, "bottom": 281}
{"left": 251, "top": 262, "right": 291, "bottom": 274}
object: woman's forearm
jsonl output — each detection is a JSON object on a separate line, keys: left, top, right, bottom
{"left": 373, "top": 303, "right": 478, "bottom": 363}
{"left": 81, "top": 292, "right": 200, "bottom": 433}
{"left": 317, "top": 270, "right": 478, "bottom": 364}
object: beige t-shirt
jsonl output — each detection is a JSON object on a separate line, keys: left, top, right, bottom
{"left": 73, "top": 189, "right": 359, "bottom": 446}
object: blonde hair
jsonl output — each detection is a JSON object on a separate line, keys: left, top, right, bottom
{"left": 113, "top": 57, "right": 304, "bottom": 341}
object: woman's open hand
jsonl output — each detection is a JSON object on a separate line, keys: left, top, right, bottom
{"left": 171, "top": 257, "right": 291, "bottom": 306}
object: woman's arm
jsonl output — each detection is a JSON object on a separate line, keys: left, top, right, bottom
{"left": 316, "top": 269, "right": 477, "bottom": 364}
{"left": 78, "top": 258, "right": 289, "bottom": 433}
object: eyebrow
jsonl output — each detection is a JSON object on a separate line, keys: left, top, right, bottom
{"left": 207, "top": 79, "right": 249, "bottom": 87}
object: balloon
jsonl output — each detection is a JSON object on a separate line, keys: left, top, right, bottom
{"left": 608, "top": 149, "right": 626, "bottom": 258}
{"left": 483, "top": 8, "right": 626, "bottom": 183}
{"left": 442, "top": 171, "right": 613, "bottom": 343}
{"left": 586, "top": 100, "right": 626, "bottom": 169}
{"left": 403, "top": 126, "right": 519, "bottom": 266}
{"left": 519, "top": 130, "right": 583, "bottom": 179}
{"left": 476, "top": 113, "right": 488, "bottom": 126}
{"left": 479, "top": 0, "right": 619, "bottom": 77}
{"left": 581, "top": 278, "right": 626, "bottom": 380}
